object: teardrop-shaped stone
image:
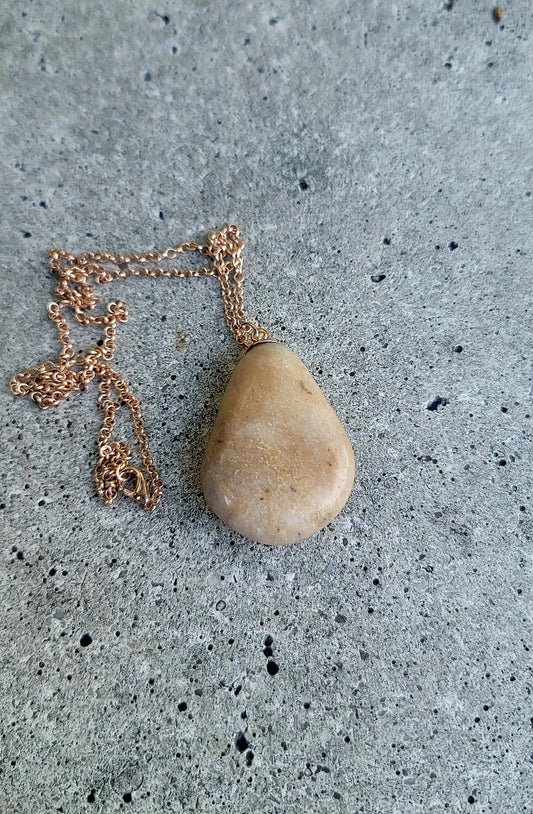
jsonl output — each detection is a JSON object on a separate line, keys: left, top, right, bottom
{"left": 201, "top": 342, "right": 355, "bottom": 546}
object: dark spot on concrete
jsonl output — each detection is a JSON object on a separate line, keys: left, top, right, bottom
{"left": 235, "top": 731, "right": 249, "bottom": 752}
{"left": 80, "top": 634, "right": 92, "bottom": 647}
{"left": 263, "top": 646, "right": 273, "bottom": 657}
{"left": 177, "top": 701, "right": 187, "bottom": 712}
{"left": 123, "top": 793, "right": 132, "bottom": 803}
{"left": 454, "top": 345, "right": 463, "bottom": 353}
{"left": 500, "top": 406, "right": 508, "bottom": 412}
{"left": 497, "top": 459, "right": 506, "bottom": 466}
{"left": 371, "top": 274, "right": 386, "bottom": 283}
{"left": 87, "top": 790, "right": 95, "bottom": 803}
{"left": 299, "top": 178, "right": 308, "bottom": 190}
{"left": 426, "top": 395, "right": 448, "bottom": 411}
{"left": 468, "top": 795, "right": 476, "bottom": 804}
{"left": 144, "top": 72, "right": 151, "bottom": 81}
{"left": 264, "top": 635, "right": 273, "bottom": 646}
{"left": 335, "top": 613, "right": 346, "bottom": 623}
{"left": 449, "top": 241, "right": 458, "bottom": 250}
{"left": 245, "top": 749, "right": 254, "bottom": 766}
{"left": 383, "top": 237, "right": 391, "bottom": 245}
{"left": 23, "top": 231, "right": 32, "bottom": 238}
{"left": 267, "top": 660, "right": 279, "bottom": 676}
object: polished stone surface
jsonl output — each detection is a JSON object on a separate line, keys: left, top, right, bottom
{"left": 0, "top": 1, "right": 531, "bottom": 811}
{"left": 202, "top": 342, "right": 355, "bottom": 545}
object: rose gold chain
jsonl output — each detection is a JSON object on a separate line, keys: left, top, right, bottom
{"left": 9, "top": 224, "right": 268, "bottom": 511}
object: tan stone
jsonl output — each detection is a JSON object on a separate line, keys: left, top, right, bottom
{"left": 201, "top": 342, "right": 355, "bottom": 546}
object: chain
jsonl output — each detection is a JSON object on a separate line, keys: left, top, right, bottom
{"left": 9, "top": 224, "right": 269, "bottom": 511}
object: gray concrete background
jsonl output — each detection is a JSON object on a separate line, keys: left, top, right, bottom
{"left": 0, "top": 1, "right": 531, "bottom": 812}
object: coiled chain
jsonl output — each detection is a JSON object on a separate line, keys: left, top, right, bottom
{"left": 9, "top": 225, "right": 269, "bottom": 511}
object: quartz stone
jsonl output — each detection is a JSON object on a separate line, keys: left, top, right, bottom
{"left": 201, "top": 342, "right": 355, "bottom": 546}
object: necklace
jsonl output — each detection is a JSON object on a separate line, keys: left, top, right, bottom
{"left": 9, "top": 225, "right": 355, "bottom": 546}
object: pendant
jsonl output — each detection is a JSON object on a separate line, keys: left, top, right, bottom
{"left": 201, "top": 341, "right": 355, "bottom": 546}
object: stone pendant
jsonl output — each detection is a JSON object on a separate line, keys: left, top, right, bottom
{"left": 201, "top": 342, "right": 355, "bottom": 546}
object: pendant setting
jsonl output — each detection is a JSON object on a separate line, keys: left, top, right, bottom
{"left": 201, "top": 341, "right": 355, "bottom": 546}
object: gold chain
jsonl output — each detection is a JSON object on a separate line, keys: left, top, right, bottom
{"left": 9, "top": 224, "right": 268, "bottom": 511}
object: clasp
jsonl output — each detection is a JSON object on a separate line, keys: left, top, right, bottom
{"left": 118, "top": 465, "right": 150, "bottom": 505}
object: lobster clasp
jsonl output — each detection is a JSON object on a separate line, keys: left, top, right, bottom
{"left": 118, "top": 465, "right": 150, "bottom": 506}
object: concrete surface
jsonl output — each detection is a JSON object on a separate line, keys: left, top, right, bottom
{"left": 0, "top": 1, "right": 531, "bottom": 812}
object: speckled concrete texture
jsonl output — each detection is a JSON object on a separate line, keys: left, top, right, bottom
{"left": 0, "top": 1, "right": 531, "bottom": 812}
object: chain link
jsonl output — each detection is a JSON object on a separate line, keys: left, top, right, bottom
{"left": 9, "top": 225, "right": 269, "bottom": 511}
